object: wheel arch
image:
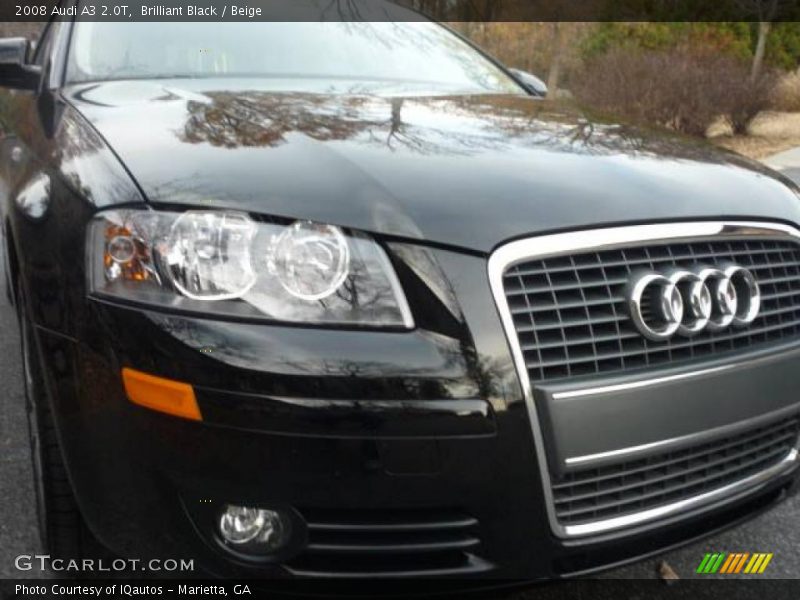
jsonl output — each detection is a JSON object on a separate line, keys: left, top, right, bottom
{"left": 3, "top": 217, "right": 19, "bottom": 306}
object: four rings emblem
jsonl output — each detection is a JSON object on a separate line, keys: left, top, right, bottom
{"left": 627, "top": 264, "right": 761, "bottom": 340}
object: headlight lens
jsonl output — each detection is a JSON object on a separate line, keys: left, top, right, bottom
{"left": 166, "top": 211, "right": 257, "bottom": 301}
{"left": 87, "top": 210, "right": 414, "bottom": 328}
{"left": 269, "top": 220, "right": 350, "bottom": 301}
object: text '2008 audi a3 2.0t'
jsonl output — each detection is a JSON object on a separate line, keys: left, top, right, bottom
{"left": 2, "top": 7, "right": 800, "bottom": 581}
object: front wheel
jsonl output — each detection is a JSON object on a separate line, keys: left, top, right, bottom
{"left": 18, "top": 289, "right": 98, "bottom": 560}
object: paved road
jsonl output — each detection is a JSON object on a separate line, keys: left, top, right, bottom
{"left": 0, "top": 250, "right": 45, "bottom": 579}
{"left": 0, "top": 220, "right": 798, "bottom": 584}
{"left": 763, "top": 147, "right": 800, "bottom": 186}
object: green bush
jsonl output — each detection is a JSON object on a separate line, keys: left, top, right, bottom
{"left": 582, "top": 22, "right": 800, "bottom": 70}
{"left": 766, "top": 23, "right": 800, "bottom": 70}
{"left": 582, "top": 23, "right": 751, "bottom": 60}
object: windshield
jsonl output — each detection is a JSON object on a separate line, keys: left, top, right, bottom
{"left": 66, "top": 21, "right": 522, "bottom": 95}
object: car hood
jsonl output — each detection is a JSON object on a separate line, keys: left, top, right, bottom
{"left": 65, "top": 79, "right": 800, "bottom": 254}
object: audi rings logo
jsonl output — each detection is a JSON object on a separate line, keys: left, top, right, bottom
{"left": 627, "top": 264, "right": 761, "bottom": 341}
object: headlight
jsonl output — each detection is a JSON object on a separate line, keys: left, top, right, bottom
{"left": 268, "top": 220, "right": 350, "bottom": 301}
{"left": 87, "top": 210, "right": 414, "bottom": 328}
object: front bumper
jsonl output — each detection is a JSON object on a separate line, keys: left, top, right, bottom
{"left": 37, "top": 241, "right": 800, "bottom": 579}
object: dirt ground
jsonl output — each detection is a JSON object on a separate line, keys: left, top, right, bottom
{"left": 710, "top": 111, "right": 800, "bottom": 159}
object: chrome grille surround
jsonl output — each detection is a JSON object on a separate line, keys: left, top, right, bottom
{"left": 503, "top": 231, "right": 800, "bottom": 383}
{"left": 488, "top": 221, "right": 800, "bottom": 538}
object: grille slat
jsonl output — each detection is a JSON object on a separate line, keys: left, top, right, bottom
{"left": 556, "top": 443, "right": 791, "bottom": 519}
{"left": 515, "top": 314, "right": 626, "bottom": 333}
{"left": 510, "top": 247, "right": 800, "bottom": 278}
{"left": 758, "top": 274, "right": 800, "bottom": 286}
{"left": 510, "top": 295, "right": 627, "bottom": 314}
{"left": 527, "top": 320, "right": 800, "bottom": 370}
{"left": 504, "top": 236, "right": 800, "bottom": 383}
{"left": 506, "top": 278, "right": 629, "bottom": 296}
{"left": 552, "top": 416, "right": 799, "bottom": 526}
{"left": 521, "top": 331, "right": 641, "bottom": 351}
{"left": 555, "top": 432, "right": 796, "bottom": 506}
{"left": 305, "top": 515, "right": 478, "bottom": 532}
{"left": 558, "top": 448, "right": 790, "bottom": 522}
{"left": 306, "top": 535, "right": 480, "bottom": 554}
{"left": 553, "top": 422, "right": 798, "bottom": 490}
{"left": 286, "top": 508, "right": 490, "bottom": 577}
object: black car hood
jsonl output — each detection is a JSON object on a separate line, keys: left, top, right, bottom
{"left": 65, "top": 79, "right": 800, "bottom": 253}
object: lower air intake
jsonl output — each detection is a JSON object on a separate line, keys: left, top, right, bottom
{"left": 552, "top": 415, "right": 800, "bottom": 528}
{"left": 285, "top": 508, "right": 491, "bottom": 577}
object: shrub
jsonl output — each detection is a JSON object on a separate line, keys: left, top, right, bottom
{"left": 573, "top": 46, "right": 774, "bottom": 137}
{"left": 724, "top": 70, "right": 777, "bottom": 135}
{"left": 770, "top": 72, "right": 800, "bottom": 112}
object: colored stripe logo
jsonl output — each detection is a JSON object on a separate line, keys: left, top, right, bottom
{"left": 697, "top": 552, "right": 773, "bottom": 574}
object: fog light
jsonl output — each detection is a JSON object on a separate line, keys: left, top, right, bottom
{"left": 218, "top": 505, "right": 289, "bottom": 552}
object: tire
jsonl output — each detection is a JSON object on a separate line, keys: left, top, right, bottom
{"left": 17, "top": 287, "right": 99, "bottom": 561}
{"left": 3, "top": 232, "right": 14, "bottom": 307}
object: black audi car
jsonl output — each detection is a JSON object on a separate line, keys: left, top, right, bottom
{"left": 2, "top": 6, "right": 800, "bottom": 581}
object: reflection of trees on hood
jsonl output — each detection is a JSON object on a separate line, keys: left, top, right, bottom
{"left": 179, "top": 92, "right": 507, "bottom": 156}
{"left": 180, "top": 92, "right": 463, "bottom": 154}
{"left": 55, "top": 106, "right": 141, "bottom": 205}
{"left": 181, "top": 93, "right": 377, "bottom": 148}
{"left": 377, "top": 97, "right": 479, "bottom": 154}
{"left": 178, "top": 90, "right": 753, "bottom": 167}
{"left": 446, "top": 95, "right": 742, "bottom": 163}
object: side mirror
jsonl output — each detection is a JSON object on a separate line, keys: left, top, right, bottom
{"left": 509, "top": 68, "right": 548, "bottom": 97}
{"left": 0, "top": 38, "right": 41, "bottom": 90}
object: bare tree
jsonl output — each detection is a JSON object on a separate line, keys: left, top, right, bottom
{"left": 739, "top": 0, "right": 780, "bottom": 82}
{"left": 546, "top": 23, "right": 564, "bottom": 98}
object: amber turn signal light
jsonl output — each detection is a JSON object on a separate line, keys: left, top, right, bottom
{"left": 122, "top": 368, "right": 202, "bottom": 421}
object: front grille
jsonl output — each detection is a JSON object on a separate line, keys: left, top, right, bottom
{"left": 285, "top": 508, "right": 491, "bottom": 577}
{"left": 552, "top": 415, "right": 799, "bottom": 526}
{"left": 503, "top": 236, "right": 800, "bottom": 383}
